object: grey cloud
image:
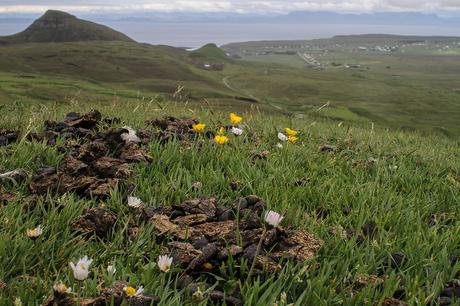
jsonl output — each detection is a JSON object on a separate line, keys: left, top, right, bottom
{"left": 0, "top": 0, "right": 460, "bottom": 13}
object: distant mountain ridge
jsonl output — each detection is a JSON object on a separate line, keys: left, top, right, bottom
{"left": 2, "top": 11, "right": 460, "bottom": 26}
{"left": 42, "top": 11, "right": 460, "bottom": 26}
{"left": 0, "top": 10, "right": 134, "bottom": 44}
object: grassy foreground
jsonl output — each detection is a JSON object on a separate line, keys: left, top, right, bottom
{"left": 0, "top": 99, "right": 459, "bottom": 305}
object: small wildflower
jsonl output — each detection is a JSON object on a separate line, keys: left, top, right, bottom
{"left": 53, "top": 282, "right": 72, "bottom": 294}
{"left": 26, "top": 225, "right": 43, "bottom": 238}
{"left": 192, "top": 181, "right": 203, "bottom": 190}
{"left": 264, "top": 210, "right": 284, "bottom": 227}
{"left": 127, "top": 196, "right": 142, "bottom": 208}
{"left": 192, "top": 123, "right": 206, "bottom": 133}
{"left": 229, "top": 113, "right": 242, "bottom": 125}
{"left": 69, "top": 256, "right": 93, "bottom": 281}
{"left": 157, "top": 255, "right": 173, "bottom": 273}
{"left": 13, "top": 297, "right": 22, "bottom": 306}
{"left": 124, "top": 285, "right": 144, "bottom": 297}
{"left": 288, "top": 136, "right": 298, "bottom": 143}
{"left": 276, "top": 143, "right": 283, "bottom": 149}
{"left": 121, "top": 126, "right": 140, "bottom": 144}
{"left": 448, "top": 173, "right": 460, "bottom": 188}
{"left": 230, "top": 126, "right": 243, "bottom": 136}
{"left": 203, "top": 262, "right": 213, "bottom": 270}
{"left": 192, "top": 287, "right": 205, "bottom": 303}
{"left": 107, "top": 265, "right": 116, "bottom": 275}
{"left": 214, "top": 135, "right": 229, "bottom": 145}
{"left": 217, "top": 127, "right": 225, "bottom": 135}
{"left": 284, "top": 128, "right": 298, "bottom": 136}
{"left": 278, "top": 132, "right": 288, "bottom": 142}
{"left": 280, "top": 291, "right": 287, "bottom": 304}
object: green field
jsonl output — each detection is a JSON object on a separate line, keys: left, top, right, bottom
{"left": 1, "top": 35, "right": 460, "bottom": 138}
{"left": 0, "top": 98, "right": 459, "bottom": 305}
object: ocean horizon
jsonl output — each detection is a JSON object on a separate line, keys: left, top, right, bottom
{"left": 1, "top": 20, "right": 459, "bottom": 48}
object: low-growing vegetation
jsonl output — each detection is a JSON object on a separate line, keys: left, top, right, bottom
{"left": 0, "top": 99, "right": 459, "bottom": 305}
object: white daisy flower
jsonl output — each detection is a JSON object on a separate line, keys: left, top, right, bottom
{"left": 264, "top": 210, "right": 284, "bottom": 227}
{"left": 124, "top": 285, "right": 144, "bottom": 297}
{"left": 127, "top": 196, "right": 142, "bottom": 208}
{"left": 26, "top": 225, "right": 43, "bottom": 238}
{"left": 121, "top": 126, "right": 141, "bottom": 144}
{"left": 69, "top": 256, "right": 93, "bottom": 281}
{"left": 278, "top": 132, "right": 288, "bottom": 142}
{"left": 53, "top": 282, "right": 72, "bottom": 294}
{"left": 230, "top": 127, "right": 243, "bottom": 136}
{"left": 157, "top": 255, "right": 173, "bottom": 273}
{"left": 107, "top": 265, "right": 116, "bottom": 275}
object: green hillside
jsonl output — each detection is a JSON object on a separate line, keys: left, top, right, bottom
{"left": 0, "top": 10, "right": 134, "bottom": 44}
{"left": 0, "top": 98, "right": 459, "bottom": 305}
{"left": 190, "top": 43, "right": 231, "bottom": 62}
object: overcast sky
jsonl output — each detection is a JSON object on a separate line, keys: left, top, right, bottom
{"left": 1, "top": 0, "right": 460, "bottom": 14}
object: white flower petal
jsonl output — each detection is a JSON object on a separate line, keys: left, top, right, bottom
{"left": 278, "top": 132, "right": 288, "bottom": 142}
{"left": 264, "top": 210, "right": 284, "bottom": 227}
{"left": 231, "top": 127, "right": 244, "bottom": 136}
{"left": 158, "top": 255, "right": 173, "bottom": 272}
{"left": 121, "top": 126, "right": 141, "bottom": 144}
{"left": 69, "top": 256, "right": 92, "bottom": 281}
{"left": 127, "top": 196, "right": 142, "bottom": 208}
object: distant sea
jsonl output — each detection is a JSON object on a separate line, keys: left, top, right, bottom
{"left": 1, "top": 20, "right": 459, "bottom": 48}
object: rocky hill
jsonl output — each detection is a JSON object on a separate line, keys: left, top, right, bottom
{"left": 0, "top": 10, "right": 134, "bottom": 44}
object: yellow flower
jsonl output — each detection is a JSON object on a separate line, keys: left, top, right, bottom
{"left": 230, "top": 113, "right": 242, "bottom": 125}
{"left": 217, "top": 127, "right": 225, "bottom": 135}
{"left": 288, "top": 136, "right": 298, "bottom": 143}
{"left": 124, "top": 285, "right": 144, "bottom": 297}
{"left": 192, "top": 123, "right": 206, "bottom": 133}
{"left": 285, "top": 128, "right": 298, "bottom": 136}
{"left": 214, "top": 135, "right": 229, "bottom": 145}
{"left": 203, "top": 262, "right": 213, "bottom": 270}
{"left": 125, "top": 286, "right": 136, "bottom": 297}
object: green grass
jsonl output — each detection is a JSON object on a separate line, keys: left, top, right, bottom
{"left": 0, "top": 98, "right": 459, "bottom": 305}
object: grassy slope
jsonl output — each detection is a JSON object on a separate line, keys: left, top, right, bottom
{"left": 222, "top": 37, "right": 460, "bottom": 137}
{"left": 1, "top": 38, "right": 459, "bottom": 137}
{"left": 0, "top": 99, "right": 459, "bottom": 305}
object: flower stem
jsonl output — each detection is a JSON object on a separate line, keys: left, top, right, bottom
{"left": 247, "top": 227, "right": 267, "bottom": 282}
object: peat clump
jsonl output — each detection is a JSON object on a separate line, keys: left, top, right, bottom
{"left": 145, "top": 195, "right": 323, "bottom": 304}
{"left": 0, "top": 129, "right": 20, "bottom": 147}
{"left": 28, "top": 111, "right": 152, "bottom": 199}
{"left": 146, "top": 116, "right": 201, "bottom": 143}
